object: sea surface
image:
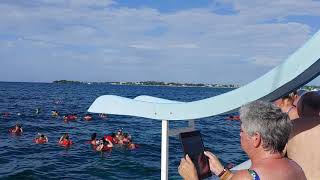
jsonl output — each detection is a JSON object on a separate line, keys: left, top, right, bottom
{"left": 0, "top": 82, "right": 247, "bottom": 180}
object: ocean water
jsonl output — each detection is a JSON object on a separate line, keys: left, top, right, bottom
{"left": 0, "top": 82, "right": 247, "bottom": 180}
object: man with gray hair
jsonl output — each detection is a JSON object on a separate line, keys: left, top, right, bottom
{"left": 179, "top": 101, "right": 306, "bottom": 180}
{"left": 286, "top": 91, "right": 320, "bottom": 180}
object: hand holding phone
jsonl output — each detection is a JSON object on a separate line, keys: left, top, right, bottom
{"left": 204, "top": 151, "right": 224, "bottom": 176}
{"left": 179, "top": 130, "right": 212, "bottom": 179}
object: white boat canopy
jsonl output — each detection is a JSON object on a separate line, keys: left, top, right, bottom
{"left": 88, "top": 30, "right": 320, "bottom": 180}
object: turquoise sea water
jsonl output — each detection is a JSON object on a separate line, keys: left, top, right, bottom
{"left": 0, "top": 82, "right": 247, "bottom": 180}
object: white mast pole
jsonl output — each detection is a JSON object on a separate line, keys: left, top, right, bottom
{"left": 161, "top": 120, "right": 169, "bottom": 180}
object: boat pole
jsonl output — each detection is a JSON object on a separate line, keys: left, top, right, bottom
{"left": 161, "top": 120, "right": 169, "bottom": 180}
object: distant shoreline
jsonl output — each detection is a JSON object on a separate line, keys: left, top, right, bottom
{"left": 0, "top": 81, "right": 319, "bottom": 90}
{"left": 108, "top": 83, "right": 237, "bottom": 89}
{"left": 52, "top": 80, "right": 240, "bottom": 88}
{"left": 51, "top": 80, "right": 320, "bottom": 90}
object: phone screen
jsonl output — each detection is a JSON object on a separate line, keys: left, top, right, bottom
{"left": 180, "top": 130, "right": 212, "bottom": 179}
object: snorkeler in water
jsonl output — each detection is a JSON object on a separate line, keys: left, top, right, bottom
{"left": 83, "top": 114, "right": 93, "bottom": 121}
{"left": 35, "top": 108, "right": 41, "bottom": 114}
{"left": 59, "top": 133, "right": 73, "bottom": 147}
{"left": 34, "top": 133, "right": 48, "bottom": 144}
{"left": 63, "top": 114, "right": 77, "bottom": 121}
{"left": 2, "top": 112, "right": 10, "bottom": 118}
{"left": 9, "top": 124, "right": 23, "bottom": 135}
{"left": 90, "top": 133, "right": 99, "bottom": 146}
{"left": 96, "top": 138, "right": 113, "bottom": 151}
{"left": 99, "top": 113, "right": 107, "bottom": 119}
{"left": 51, "top": 110, "right": 59, "bottom": 117}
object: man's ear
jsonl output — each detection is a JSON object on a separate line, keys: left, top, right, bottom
{"left": 252, "top": 132, "right": 261, "bottom": 148}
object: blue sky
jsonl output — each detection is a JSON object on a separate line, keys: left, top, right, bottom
{"left": 1, "top": 0, "right": 320, "bottom": 85}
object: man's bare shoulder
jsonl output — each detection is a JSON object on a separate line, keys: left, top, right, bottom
{"left": 231, "top": 170, "right": 252, "bottom": 180}
{"left": 290, "top": 117, "right": 320, "bottom": 137}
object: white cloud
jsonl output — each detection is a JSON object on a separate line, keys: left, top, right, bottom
{"left": 217, "top": 0, "right": 320, "bottom": 20}
{"left": 0, "top": 1, "right": 320, "bottom": 84}
{"left": 129, "top": 44, "right": 159, "bottom": 50}
{"left": 249, "top": 55, "right": 282, "bottom": 67}
{"left": 168, "top": 43, "right": 199, "bottom": 49}
{"left": 38, "top": 0, "right": 115, "bottom": 8}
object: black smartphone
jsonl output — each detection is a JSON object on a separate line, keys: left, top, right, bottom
{"left": 179, "top": 130, "right": 212, "bottom": 179}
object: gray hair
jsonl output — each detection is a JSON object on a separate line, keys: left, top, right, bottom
{"left": 240, "top": 101, "right": 292, "bottom": 153}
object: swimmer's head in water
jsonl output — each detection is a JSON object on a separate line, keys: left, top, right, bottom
{"left": 111, "top": 133, "right": 116, "bottom": 137}
{"left": 91, "top": 133, "right": 97, "bottom": 140}
{"left": 97, "top": 139, "right": 103, "bottom": 145}
{"left": 118, "top": 129, "right": 123, "bottom": 134}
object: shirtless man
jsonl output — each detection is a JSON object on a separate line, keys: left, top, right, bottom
{"left": 286, "top": 91, "right": 320, "bottom": 180}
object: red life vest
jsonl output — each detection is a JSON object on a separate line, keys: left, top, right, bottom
{"left": 34, "top": 138, "right": 47, "bottom": 144}
{"left": 9, "top": 128, "right": 22, "bottom": 134}
{"left": 59, "top": 139, "right": 73, "bottom": 146}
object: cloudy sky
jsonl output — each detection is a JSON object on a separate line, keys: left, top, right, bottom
{"left": 1, "top": 0, "right": 320, "bottom": 85}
